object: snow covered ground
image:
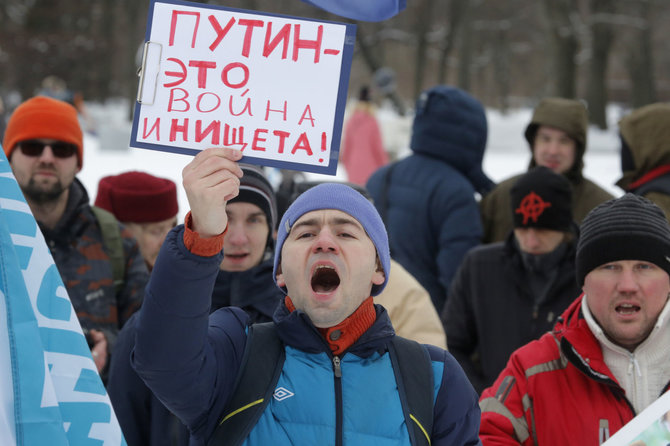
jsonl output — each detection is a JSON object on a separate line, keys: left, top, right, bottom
{"left": 78, "top": 100, "right": 625, "bottom": 222}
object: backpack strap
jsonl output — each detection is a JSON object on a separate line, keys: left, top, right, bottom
{"left": 389, "top": 336, "right": 434, "bottom": 446}
{"left": 208, "top": 322, "right": 285, "bottom": 446}
{"left": 91, "top": 206, "right": 125, "bottom": 295}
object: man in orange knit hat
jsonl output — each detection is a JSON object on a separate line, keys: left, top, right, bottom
{"left": 3, "top": 96, "right": 148, "bottom": 380}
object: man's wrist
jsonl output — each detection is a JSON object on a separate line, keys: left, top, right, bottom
{"left": 183, "top": 211, "right": 227, "bottom": 256}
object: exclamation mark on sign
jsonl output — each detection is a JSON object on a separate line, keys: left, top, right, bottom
{"left": 319, "top": 132, "right": 327, "bottom": 163}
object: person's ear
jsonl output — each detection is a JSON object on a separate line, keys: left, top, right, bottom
{"left": 372, "top": 269, "right": 385, "bottom": 286}
{"left": 372, "top": 257, "right": 385, "bottom": 285}
{"left": 276, "top": 263, "right": 285, "bottom": 287}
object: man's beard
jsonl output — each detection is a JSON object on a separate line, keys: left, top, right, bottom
{"left": 22, "top": 177, "right": 66, "bottom": 203}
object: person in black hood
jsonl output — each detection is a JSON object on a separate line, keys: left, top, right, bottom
{"left": 107, "top": 164, "right": 281, "bottom": 446}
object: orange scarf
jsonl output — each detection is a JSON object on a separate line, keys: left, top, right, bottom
{"left": 285, "top": 296, "right": 376, "bottom": 355}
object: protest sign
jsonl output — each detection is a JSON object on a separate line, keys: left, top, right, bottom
{"left": 603, "top": 391, "right": 670, "bottom": 445}
{"left": 130, "top": 0, "right": 356, "bottom": 175}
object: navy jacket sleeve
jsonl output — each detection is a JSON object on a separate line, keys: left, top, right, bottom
{"left": 108, "top": 315, "right": 154, "bottom": 445}
{"left": 132, "top": 226, "right": 249, "bottom": 443}
{"left": 428, "top": 345, "right": 482, "bottom": 445}
{"left": 433, "top": 180, "right": 482, "bottom": 307}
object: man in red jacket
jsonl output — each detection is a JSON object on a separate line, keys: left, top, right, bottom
{"left": 480, "top": 193, "right": 670, "bottom": 445}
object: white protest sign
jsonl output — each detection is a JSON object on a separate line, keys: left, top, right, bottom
{"left": 603, "top": 390, "right": 670, "bottom": 445}
{"left": 130, "top": 0, "right": 356, "bottom": 175}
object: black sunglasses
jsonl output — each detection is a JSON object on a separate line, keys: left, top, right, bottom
{"left": 18, "top": 140, "right": 77, "bottom": 158}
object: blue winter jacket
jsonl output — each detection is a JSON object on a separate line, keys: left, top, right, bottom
{"left": 132, "top": 226, "right": 481, "bottom": 445}
{"left": 367, "top": 86, "right": 492, "bottom": 313}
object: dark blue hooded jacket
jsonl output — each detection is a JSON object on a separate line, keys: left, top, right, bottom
{"left": 367, "top": 86, "right": 493, "bottom": 312}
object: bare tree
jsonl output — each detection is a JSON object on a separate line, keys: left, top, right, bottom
{"left": 456, "top": 1, "right": 475, "bottom": 91}
{"left": 586, "top": 0, "right": 616, "bottom": 129}
{"left": 538, "top": 0, "right": 580, "bottom": 98}
{"left": 437, "top": 0, "right": 467, "bottom": 84}
{"left": 354, "top": 25, "right": 407, "bottom": 115}
{"left": 412, "top": 0, "right": 437, "bottom": 99}
{"left": 492, "top": 26, "right": 511, "bottom": 112}
{"left": 626, "top": 0, "right": 656, "bottom": 108}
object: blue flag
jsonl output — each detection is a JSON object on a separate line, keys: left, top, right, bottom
{"left": 0, "top": 148, "right": 126, "bottom": 445}
{"left": 300, "top": 0, "right": 406, "bottom": 21}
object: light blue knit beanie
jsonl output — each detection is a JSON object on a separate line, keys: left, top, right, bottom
{"left": 273, "top": 183, "right": 390, "bottom": 296}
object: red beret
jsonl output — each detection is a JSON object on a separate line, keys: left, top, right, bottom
{"left": 95, "top": 171, "right": 178, "bottom": 223}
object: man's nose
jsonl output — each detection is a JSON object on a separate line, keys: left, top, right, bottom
{"left": 312, "top": 230, "right": 338, "bottom": 253}
{"left": 39, "top": 145, "right": 57, "bottom": 162}
{"left": 545, "top": 140, "right": 561, "bottom": 154}
{"left": 227, "top": 223, "right": 248, "bottom": 245}
{"left": 617, "top": 267, "right": 640, "bottom": 293}
{"left": 524, "top": 229, "right": 540, "bottom": 248}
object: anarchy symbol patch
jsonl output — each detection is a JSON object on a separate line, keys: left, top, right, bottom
{"left": 515, "top": 191, "right": 551, "bottom": 224}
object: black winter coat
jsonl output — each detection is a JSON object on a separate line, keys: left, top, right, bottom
{"left": 441, "top": 233, "right": 580, "bottom": 394}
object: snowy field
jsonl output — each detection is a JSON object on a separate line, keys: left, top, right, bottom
{"left": 78, "top": 100, "right": 625, "bottom": 222}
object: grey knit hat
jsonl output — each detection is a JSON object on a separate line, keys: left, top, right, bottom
{"left": 273, "top": 183, "right": 390, "bottom": 296}
{"left": 576, "top": 193, "right": 670, "bottom": 285}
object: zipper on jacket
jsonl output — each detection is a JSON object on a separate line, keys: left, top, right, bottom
{"left": 333, "top": 356, "right": 342, "bottom": 377}
{"left": 333, "top": 355, "right": 343, "bottom": 446}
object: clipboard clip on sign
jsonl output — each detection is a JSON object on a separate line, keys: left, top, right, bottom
{"left": 136, "top": 41, "right": 163, "bottom": 106}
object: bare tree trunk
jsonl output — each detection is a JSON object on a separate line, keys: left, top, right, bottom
{"left": 412, "top": 0, "right": 437, "bottom": 100}
{"left": 96, "top": 0, "right": 115, "bottom": 100}
{"left": 627, "top": 0, "right": 656, "bottom": 108}
{"left": 437, "top": 0, "right": 467, "bottom": 84}
{"left": 538, "top": 0, "right": 579, "bottom": 98}
{"left": 355, "top": 26, "right": 407, "bottom": 115}
{"left": 492, "top": 27, "right": 511, "bottom": 113}
{"left": 457, "top": 2, "right": 474, "bottom": 91}
{"left": 586, "top": 0, "right": 615, "bottom": 129}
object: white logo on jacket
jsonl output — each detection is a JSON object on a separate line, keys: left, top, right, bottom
{"left": 273, "top": 387, "right": 294, "bottom": 401}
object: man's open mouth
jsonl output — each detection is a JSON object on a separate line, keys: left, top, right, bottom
{"left": 311, "top": 265, "right": 340, "bottom": 293}
{"left": 616, "top": 303, "right": 640, "bottom": 315}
